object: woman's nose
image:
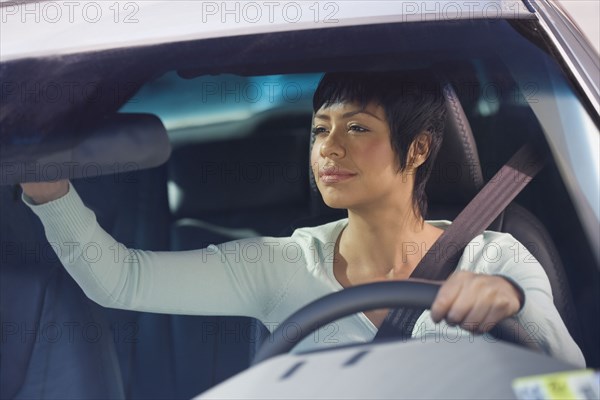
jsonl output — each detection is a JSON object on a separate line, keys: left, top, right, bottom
{"left": 319, "top": 128, "right": 346, "bottom": 159}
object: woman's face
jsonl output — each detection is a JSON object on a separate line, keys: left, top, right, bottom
{"left": 311, "top": 101, "right": 416, "bottom": 212}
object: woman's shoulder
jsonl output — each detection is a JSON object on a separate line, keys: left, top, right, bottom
{"left": 427, "top": 219, "right": 540, "bottom": 271}
{"left": 427, "top": 219, "right": 525, "bottom": 247}
{"left": 289, "top": 218, "right": 348, "bottom": 246}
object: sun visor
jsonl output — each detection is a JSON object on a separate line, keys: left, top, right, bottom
{"left": 0, "top": 114, "right": 170, "bottom": 185}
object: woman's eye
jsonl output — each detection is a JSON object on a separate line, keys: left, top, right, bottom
{"left": 349, "top": 125, "right": 368, "bottom": 133}
{"left": 311, "top": 127, "right": 327, "bottom": 136}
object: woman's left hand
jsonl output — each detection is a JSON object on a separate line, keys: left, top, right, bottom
{"left": 429, "top": 271, "right": 524, "bottom": 333}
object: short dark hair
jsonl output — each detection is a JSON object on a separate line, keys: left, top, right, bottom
{"left": 312, "top": 70, "right": 447, "bottom": 218}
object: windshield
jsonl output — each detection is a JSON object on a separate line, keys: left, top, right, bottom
{"left": 1, "top": 14, "right": 599, "bottom": 400}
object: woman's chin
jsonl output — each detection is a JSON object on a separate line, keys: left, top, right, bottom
{"left": 317, "top": 184, "right": 360, "bottom": 209}
{"left": 323, "top": 202, "right": 347, "bottom": 210}
{"left": 319, "top": 194, "right": 351, "bottom": 209}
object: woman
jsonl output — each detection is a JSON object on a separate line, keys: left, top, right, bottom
{"left": 21, "top": 71, "right": 585, "bottom": 366}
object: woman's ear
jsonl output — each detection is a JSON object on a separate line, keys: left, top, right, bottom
{"left": 408, "top": 133, "right": 432, "bottom": 168}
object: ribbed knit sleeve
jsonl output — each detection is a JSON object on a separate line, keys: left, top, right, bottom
{"left": 22, "top": 182, "right": 305, "bottom": 321}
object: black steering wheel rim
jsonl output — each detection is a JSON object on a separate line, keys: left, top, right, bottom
{"left": 253, "top": 281, "right": 541, "bottom": 364}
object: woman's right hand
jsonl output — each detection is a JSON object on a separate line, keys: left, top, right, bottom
{"left": 20, "top": 180, "right": 70, "bottom": 205}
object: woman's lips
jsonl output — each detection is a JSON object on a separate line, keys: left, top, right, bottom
{"left": 320, "top": 174, "right": 355, "bottom": 183}
{"left": 318, "top": 168, "right": 357, "bottom": 184}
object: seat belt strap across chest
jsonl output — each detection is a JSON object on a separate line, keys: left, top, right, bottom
{"left": 375, "top": 141, "right": 546, "bottom": 340}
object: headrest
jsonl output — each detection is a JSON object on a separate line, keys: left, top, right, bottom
{"left": 0, "top": 113, "right": 171, "bottom": 185}
{"left": 425, "top": 83, "right": 484, "bottom": 205}
{"left": 168, "top": 132, "right": 309, "bottom": 218}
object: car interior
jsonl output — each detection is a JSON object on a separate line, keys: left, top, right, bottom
{"left": 1, "top": 19, "right": 598, "bottom": 399}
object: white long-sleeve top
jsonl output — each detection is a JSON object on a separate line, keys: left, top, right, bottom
{"left": 23, "top": 183, "right": 585, "bottom": 366}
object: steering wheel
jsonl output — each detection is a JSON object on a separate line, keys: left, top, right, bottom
{"left": 253, "top": 281, "right": 541, "bottom": 364}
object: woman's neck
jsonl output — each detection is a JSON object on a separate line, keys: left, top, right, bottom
{"left": 337, "top": 206, "right": 443, "bottom": 282}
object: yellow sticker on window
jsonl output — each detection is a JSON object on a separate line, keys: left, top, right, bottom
{"left": 512, "top": 369, "right": 599, "bottom": 400}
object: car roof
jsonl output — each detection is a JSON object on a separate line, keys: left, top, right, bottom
{"left": 0, "top": 0, "right": 534, "bottom": 62}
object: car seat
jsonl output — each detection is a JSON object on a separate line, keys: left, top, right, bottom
{"left": 0, "top": 180, "right": 128, "bottom": 399}
{"left": 164, "top": 113, "right": 312, "bottom": 397}
{"left": 298, "top": 82, "right": 582, "bottom": 344}
{"left": 431, "top": 84, "right": 581, "bottom": 343}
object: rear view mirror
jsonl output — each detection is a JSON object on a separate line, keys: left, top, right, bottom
{"left": 0, "top": 113, "right": 171, "bottom": 185}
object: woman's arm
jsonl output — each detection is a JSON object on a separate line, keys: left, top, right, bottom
{"left": 491, "top": 240, "right": 586, "bottom": 367}
{"left": 434, "top": 233, "right": 586, "bottom": 367}
{"left": 21, "top": 180, "right": 69, "bottom": 204}
{"left": 20, "top": 181, "right": 300, "bottom": 320}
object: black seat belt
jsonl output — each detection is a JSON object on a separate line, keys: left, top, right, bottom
{"left": 375, "top": 141, "right": 546, "bottom": 340}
